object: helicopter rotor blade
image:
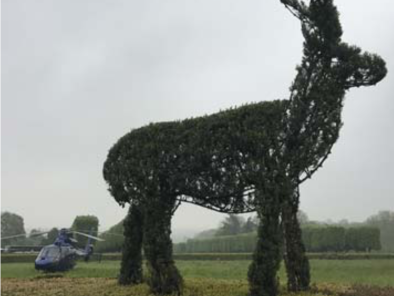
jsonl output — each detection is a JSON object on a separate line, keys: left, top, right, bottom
{"left": 1, "top": 230, "right": 51, "bottom": 240}
{"left": 29, "top": 231, "right": 51, "bottom": 236}
{"left": 66, "top": 229, "right": 123, "bottom": 238}
{"left": 99, "top": 232, "right": 124, "bottom": 237}
{"left": 72, "top": 231, "right": 105, "bottom": 241}
{"left": 1, "top": 233, "right": 28, "bottom": 240}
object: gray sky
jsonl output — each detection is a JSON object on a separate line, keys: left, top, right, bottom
{"left": 2, "top": 0, "right": 393, "bottom": 234}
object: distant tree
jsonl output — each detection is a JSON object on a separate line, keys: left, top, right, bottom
{"left": 71, "top": 215, "right": 99, "bottom": 247}
{"left": 338, "top": 219, "right": 349, "bottom": 227}
{"left": 26, "top": 229, "right": 46, "bottom": 246}
{"left": 297, "top": 210, "right": 309, "bottom": 226}
{"left": 243, "top": 216, "right": 258, "bottom": 233}
{"left": 41, "top": 228, "right": 59, "bottom": 245}
{"left": 193, "top": 229, "right": 217, "bottom": 240}
{"left": 366, "top": 211, "right": 394, "bottom": 252}
{"left": 216, "top": 214, "right": 245, "bottom": 236}
{"left": 344, "top": 227, "right": 381, "bottom": 252}
{"left": 30, "top": 229, "right": 41, "bottom": 236}
{"left": 95, "top": 220, "right": 124, "bottom": 253}
{"left": 302, "top": 226, "right": 345, "bottom": 252}
{"left": 1, "top": 212, "right": 26, "bottom": 244}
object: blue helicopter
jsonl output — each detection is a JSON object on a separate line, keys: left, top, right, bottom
{"left": 2, "top": 228, "right": 104, "bottom": 272}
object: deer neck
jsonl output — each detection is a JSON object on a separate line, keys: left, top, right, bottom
{"left": 284, "top": 53, "right": 345, "bottom": 179}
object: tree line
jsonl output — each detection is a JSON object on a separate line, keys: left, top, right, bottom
{"left": 94, "top": 210, "right": 393, "bottom": 253}
{"left": 191, "top": 211, "right": 393, "bottom": 253}
{"left": 3, "top": 210, "right": 393, "bottom": 253}
{"left": 173, "top": 225, "right": 381, "bottom": 253}
{"left": 1, "top": 211, "right": 99, "bottom": 248}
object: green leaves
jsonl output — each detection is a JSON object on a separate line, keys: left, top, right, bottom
{"left": 1, "top": 212, "right": 26, "bottom": 244}
{"left": 71, "top": 215, "right": 99, "bottom": 247}
{"left": 103, "top": 0, "right": 387, "bottom": 295}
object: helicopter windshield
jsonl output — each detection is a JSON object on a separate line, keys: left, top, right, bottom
{"left": 38, "top": 246, "right": 60, "bottom": 259}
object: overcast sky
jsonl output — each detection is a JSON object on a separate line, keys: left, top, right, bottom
{"left": 2, "top": 0, "right": 393, "bottom": 235}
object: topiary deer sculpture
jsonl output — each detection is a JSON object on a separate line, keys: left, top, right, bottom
{"left": 103, "top": 0, "right": 387, "bottom": 295}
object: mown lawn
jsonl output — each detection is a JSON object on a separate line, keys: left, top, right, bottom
{"left": 2, "top": 259, "right": 394, "bottom": 286}
{"left": 2, "top": 277, "right": 394, "bottom": 296}
{"left": 0, "top": 278, "right": 327, "bottom": 296}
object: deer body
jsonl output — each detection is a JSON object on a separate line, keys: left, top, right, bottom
{"left": 105, "top": 100, "right": 287, "bottom": 213}
{"left": 103, "top": 1, "right": 386, "bottom": 295}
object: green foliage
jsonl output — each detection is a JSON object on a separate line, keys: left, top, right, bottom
{"left": 282, "top": 203, "right": 310, "bottom": 291}
{"left": 119, "top": 205, "right": 143, "bottom": 285}
{"left": 1, "top": 254, "right": 38, "bottom": 263}
{"left": 4, "top": 252, "right": 394, "bottom": 264}
{"left": 71, "top": 215, "right": 99, "bottom": 247}
{"left": 103, "top": 99, "right": 287, "bottom": 213}
{"left": 175, "top": 226, "right": 381, "bottom": 254}
{"left": 302, "top": 226, "right": 381, "bottom": 253}
{"left": 366, "top": 211, "right": 394, "bottom": 252}
{"left": 11, "top": 229, "right": 48, "bottom": 247}
{"left": 243, "top": 216, "right": 259, "bottom": 233}
{"left": 174, "top": 233, "right": 257, "bottom": 254}
{"left": 216, "top": 215, "right": 246, "bottom": 236}
{"left": 193, "top": 215, "right": 258, "bottom": 239}
{"left": 192, "top": 229, "right": 217, "bottom": 240}
{"left": 303, "top": 226, "right": 346, "bottom": 252}
{"left": 297, "top": 211, "right": 309, "bottom": 226}
{"left": 102, "top": 0, "right": 387, "bottom": 295}
{"left": 1, "top": 212, "right": 26, "bottom": 244}
{"left": 345, "top": 227, "right": 381, "bottom": 252}
{"left": 41, "top": 228, "right": 59, "bottom": 246}
{"left": 95, "top": 222, "right": 124, "bottom": 253}
{"left": 142, "top": 199, "right": 183, "bottom": 295}
{"left": 27, "top": 229, "right": 46, "bottom": 245}
{"left": 248, "top": 190, "right": 283, "bottom": 296}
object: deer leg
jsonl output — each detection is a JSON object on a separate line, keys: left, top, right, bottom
{"left": 282, "top": 190, "right": 310, "bottom": 292}
{"left": 119, "top": 203, "right": 144, "bottom": 285}
{"left": 143, "top": 191, "right": 183, "bottom": 295}
{"left": 248, "top": 188, "right": 282, "bottom": 296}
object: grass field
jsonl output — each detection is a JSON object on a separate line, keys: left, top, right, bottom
{"left": 2, "top": 260, "right": 394, "bottom": 295}
{"left": 2, "top": 260, "right": 394, "bottom": 285}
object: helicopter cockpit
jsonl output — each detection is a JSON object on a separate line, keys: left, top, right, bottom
{"left": 37, "top": 245, "right": 60, "bottom": 260}
{"left": 35, "top": 244, "right": 76, "bottom": 271}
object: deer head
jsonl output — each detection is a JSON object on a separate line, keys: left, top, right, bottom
{"left": 281, "top": 0, "right": 387, "bottom": 89}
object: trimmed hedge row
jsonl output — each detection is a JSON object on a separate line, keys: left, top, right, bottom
{"left": 174, "top": 226, "right": 381, "bottom": 254}
{"left": 2, "top": 252, "right": 394, "bottom": 263}
{"left": 1, "top": 253, "right": 37, "bottom": 263}
{"left": 175, "top": 233, "right": 257, "bottom": 253}
{"left": 302, "top": 226, "right": 381, "bottom": 252}
{"left": 175, "top": 253, "right": 394, "bottom": 261}
{"left": 0, "top": 253, "right": 121, "bottom": 263}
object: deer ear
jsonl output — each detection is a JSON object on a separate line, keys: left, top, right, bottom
{"left": 345, "top": 52, "right": 387, "bottom": 89}
{"left": 355, "top": 53, "right": 387, "bottom": 86}
{"left": 333, "top": 43, "right": 387, "bottom": 89}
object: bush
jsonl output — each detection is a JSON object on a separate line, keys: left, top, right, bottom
{"left": 345, "top": 227, "right": 381, "bottom": 252}
{"left": 175, "top": 226, "right": 381, "bottom": 254}
{"left": 302, "top": 226, "right": 346, "bottom": 252}
{"left": 95, "top": 221, "right": 124, "bottom": 253}
{"left": 174, "top": 233, "right": 257, "bottom": 253}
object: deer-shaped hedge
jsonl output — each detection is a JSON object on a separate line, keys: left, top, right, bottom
{"left": 103, "top": 0, "right": 387, "bottom": 295}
